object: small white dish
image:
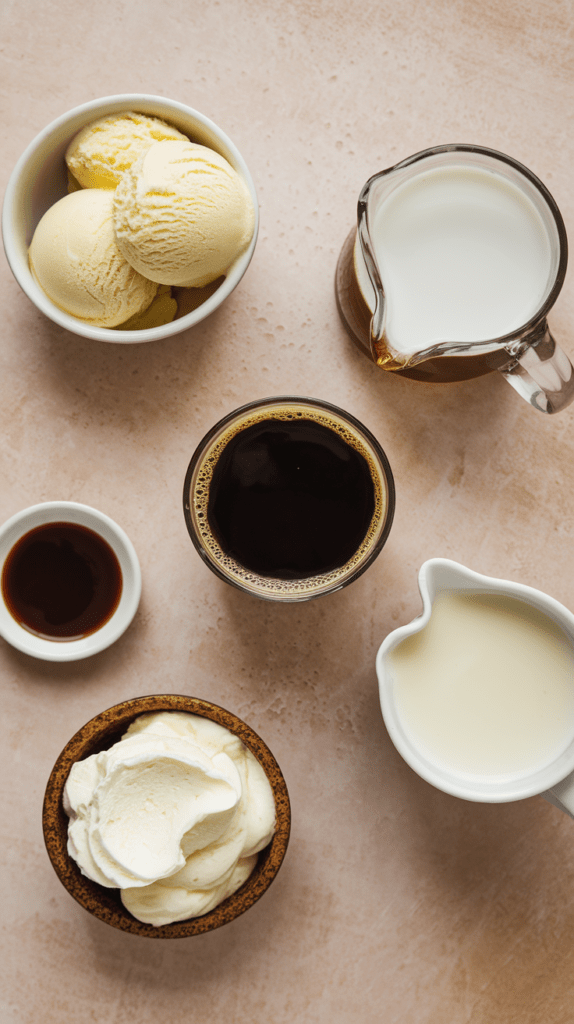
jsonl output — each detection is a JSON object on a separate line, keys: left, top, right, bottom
{"left": 1, "top": 93, "right": 259, "bottom": 343}
{"left": 0, "top": 501, "right": 141, "bottom": 661}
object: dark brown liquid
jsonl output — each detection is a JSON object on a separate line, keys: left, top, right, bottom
{"left": 207, "top": 418, "right": 376, "bottom": 579}
{"left": 1, "top": 522, "right": 122, "bottom": 640}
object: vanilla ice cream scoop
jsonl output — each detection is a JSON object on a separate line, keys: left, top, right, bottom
{"left": 63, "top": 711, "right": 276, "bottom": 927}
{"left": 113, "top": 140, "right": 256, "bottom": 288}
{"left": 65, "top": 111, "right": 188, "bottom": 190}
{"left": 29, "top": 189, "right": 158, "bottom": 327}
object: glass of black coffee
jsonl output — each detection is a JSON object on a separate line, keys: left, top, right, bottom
{"left": 183, "top": 397, "right": 395, "bottom": 601}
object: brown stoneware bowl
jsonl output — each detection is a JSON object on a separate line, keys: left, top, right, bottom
{"left": 43, "top": 694, "right": 291, "bottom": 937}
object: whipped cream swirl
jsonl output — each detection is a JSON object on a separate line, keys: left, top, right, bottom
{"left": 63, "top": 711, "right": 276, "bottom": 926}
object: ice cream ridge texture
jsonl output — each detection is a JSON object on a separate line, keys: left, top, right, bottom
{"left": 29, "top": 190, "right": 158, "bottom": 328}
{"left": 65, "top": 111, "right": 189, "bottom": 190}
{"left": 63, "top": 711, "right": 276, "bottom": 926}
{"left": 28, "top": 112, "right": 256, "bottom": 330}
{"left": 113, "top": 139, "right": 256, "bottom": 289}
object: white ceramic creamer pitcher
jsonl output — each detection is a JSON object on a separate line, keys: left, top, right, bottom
{"left": 377, "top": 559, "right": 574, "bottom": 816}
{"left": 336, "top": 145, "right": 574, "bottom": 414}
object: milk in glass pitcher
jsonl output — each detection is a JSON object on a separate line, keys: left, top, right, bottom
{"left": 335, "top": 145, "right": 574, "bottom": 414}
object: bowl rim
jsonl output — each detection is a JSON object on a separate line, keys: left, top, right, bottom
{"left": 0, "top": 500, "right": 141, "bottom": 661}
{"left": 42, "top": 694, "right": 291, "bottom": 937}
{"left": 2, "top": 93, "right": 259, "bottom": 343}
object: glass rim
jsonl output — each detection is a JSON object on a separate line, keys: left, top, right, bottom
{"left": 183, "top": 395, "right": 396, "bottom": 602}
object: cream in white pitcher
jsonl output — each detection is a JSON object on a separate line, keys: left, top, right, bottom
{"left": 377, "top": 559, "right": 574, "bottom": 814}
{"left": 390, "top": 590, "right": 574, "bottom": 778}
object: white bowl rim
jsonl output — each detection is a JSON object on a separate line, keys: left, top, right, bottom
{"left": 2, "top": 93, "right": 259, "bottom": 344}
{"left": 0, "top": 500, "right": 141, "bottom": 661}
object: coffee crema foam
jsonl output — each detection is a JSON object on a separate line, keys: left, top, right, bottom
{"left": 191, "top": 405, "right": 387, "bottom": 596}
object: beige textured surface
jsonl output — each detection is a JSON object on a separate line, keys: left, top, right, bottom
{"left": 2, "top": 1, "right": 574, "bottom": 1022}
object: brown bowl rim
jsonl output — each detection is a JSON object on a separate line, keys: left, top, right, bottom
{"left": 42, "top": 694, "right": 291, "bottom": 938}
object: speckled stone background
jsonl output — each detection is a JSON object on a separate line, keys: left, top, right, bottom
{"left": 2, "top": 1, "right": 574, "bottom": 1022}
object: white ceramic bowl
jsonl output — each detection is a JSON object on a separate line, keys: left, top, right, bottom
{"left": 2, "top": 94, "right": 259, "bottom": 343}
{"left": 0, "top": 501, "right": 141, "bottom": 660}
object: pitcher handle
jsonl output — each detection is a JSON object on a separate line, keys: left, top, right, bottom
{"left": 544, "top": 771, "right": 574, "bottom": 820}
{"left": 498, "top": 321, "right": 574, "bottom": 414}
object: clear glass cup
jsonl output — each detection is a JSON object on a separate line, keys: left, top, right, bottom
{"left": 336, "top": 144, "right": 574, "bottom": 414}
{"left": 183, "top": 396, "right": 395, "bottom": 602}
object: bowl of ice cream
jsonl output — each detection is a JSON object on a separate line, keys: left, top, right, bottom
{"left": 43, "top": 694, "right": 290, "bottom": 937}
{"left": 2, "top": 95, "right": 259, "bottom": 342}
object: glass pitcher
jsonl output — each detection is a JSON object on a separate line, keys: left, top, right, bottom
{"left": 335, "top": 144, "right": 574, "bottom": 414}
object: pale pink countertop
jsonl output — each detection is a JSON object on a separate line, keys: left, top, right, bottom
{"left": 2, "top": 1, "right": 574, "bottom": 1022}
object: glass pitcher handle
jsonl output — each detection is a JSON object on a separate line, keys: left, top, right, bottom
{"left": 498, "top": 322, "right": 574, "bottom": 414}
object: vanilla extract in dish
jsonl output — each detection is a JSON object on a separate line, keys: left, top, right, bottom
{"left": 207, "top": 417, "right": 377, "bottom": 579}
{"left": 1, "top": 522, "right": 122, "bottom": 640}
